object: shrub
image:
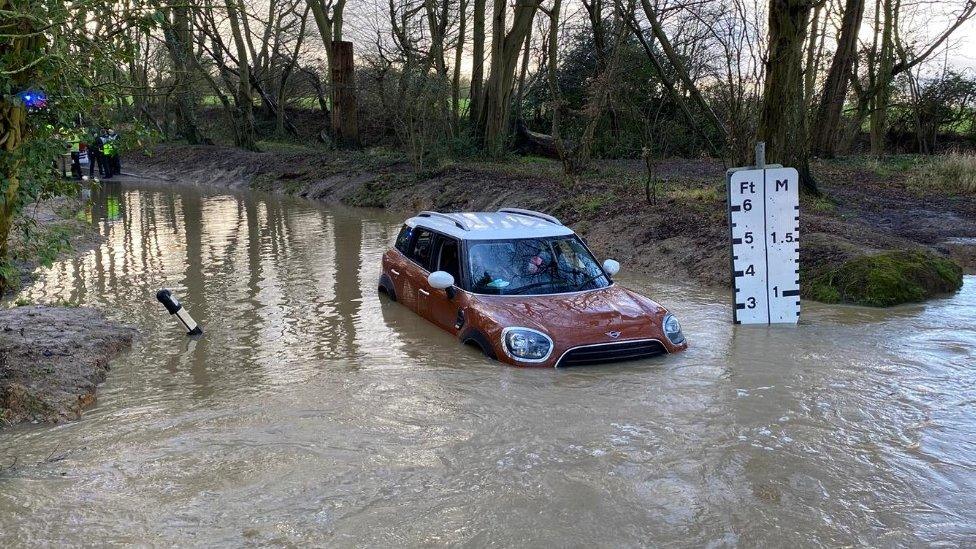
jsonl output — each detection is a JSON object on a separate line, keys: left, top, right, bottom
{"left": 907, "top": 152, "right": 976, "bottom": 194}
{"left": 806, "top": 250, "right": 963, "bottom": 307}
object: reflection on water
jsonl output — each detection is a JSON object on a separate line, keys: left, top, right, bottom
{"left": 2, "top": 182, "right": 975, "bottom": 545}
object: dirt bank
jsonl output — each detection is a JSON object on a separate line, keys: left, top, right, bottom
{"left": 132, "top": 145, "right": 974, "bottom": 305}
{"left": 0, "top": 307, "right": 136, "bottom": 426}
{"left": 2, "top": 196, "right": 136, "bottom": 428}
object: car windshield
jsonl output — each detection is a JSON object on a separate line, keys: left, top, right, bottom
{"left": 466, "top": 236, "right": 610, "bottom": 295}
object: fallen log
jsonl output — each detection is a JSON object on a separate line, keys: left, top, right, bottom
{"left": 514, "top": 119, "right": 567, "bottom": 159}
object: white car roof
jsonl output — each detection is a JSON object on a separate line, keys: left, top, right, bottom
{"left": 405, "top": 209, "right": 575, "bottom": 240}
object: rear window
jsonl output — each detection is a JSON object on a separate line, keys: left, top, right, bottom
{"left": 407, "top": 228, "right": 435, "bottom": 269}
{"left": 394, "top": 225, "right": 412, "bottom": 254}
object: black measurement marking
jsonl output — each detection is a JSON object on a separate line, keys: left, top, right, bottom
{"left": 734, "top": 270, "right": 744, "bottom": 277}
{"left": 732, "top": 238, "right": 742, "bottom": 245}
{"left": 730, "top": 205, "right": 741, "bottom": 212}
{"left": 735, "top": 303, "right": 746, "bottom": 310}
{"left": 762, "top": 172, "right": 770, "bottom": 322}
{"left": 782, "top": 289, "right": 800, "bottom": 297}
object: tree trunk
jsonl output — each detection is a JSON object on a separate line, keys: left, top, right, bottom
{"left": 870, "top": 0, "right": 895, "bottom": 156}
{"left": 759, "top": 0, "right": 818, "bottom": 195}
{"left": 803, "top": 2, "right": 823, "bottom": 109}
{"left": 513, "top": 24, "right": 533, "bottom": 123}
{"left": 162, "top": 2, "right": 206, "bottom": 144}
{"left": 330, "top": 40, "right": 360, "bottom": 147}
{"left": 307, "top": 0, "right": 347, "bottom": 135}
{"left": 224, "top": 0, "right": 259, "bottom": 151}
{"left": 452, "top": 0, "right": 468, "bottom": 131}
{"left": 469, "top": 0, "right": 486, "bottom": 128}
{"left": 810, "top": 0, "right": 864, "bottom": 157}
{"left": 480, "top": 0, "right": 539, "bottom": 155}
{"left": 276, "top": 8, "right": 309, "bottom": 138}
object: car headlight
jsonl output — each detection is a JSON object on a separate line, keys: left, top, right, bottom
{"left": 663, "top": 313, "right": 685, "bottom": 344}
{"left": 502, "top": 327, "right": 553, "bottom": 362}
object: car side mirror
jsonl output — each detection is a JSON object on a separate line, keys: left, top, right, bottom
{"left": 603, "top": 259, "right": 620, "bottom": 276}
{"left": 428, "top": 271, "right": 456, "bottom": 298}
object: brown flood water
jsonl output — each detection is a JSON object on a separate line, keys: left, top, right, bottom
{"left": 2, "top": 182, "right": 975, "bottom": 546}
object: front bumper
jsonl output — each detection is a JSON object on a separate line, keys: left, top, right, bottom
{"left": 495, "top": 335, "right": 687, "bottom": 368}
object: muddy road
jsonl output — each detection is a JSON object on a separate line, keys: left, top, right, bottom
{"left": 1, "top": 181, "right": 974, "bottom": 545}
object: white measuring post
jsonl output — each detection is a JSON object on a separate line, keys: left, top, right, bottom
{"left": 727, "top": 143, "right": 800, "bottom": 325}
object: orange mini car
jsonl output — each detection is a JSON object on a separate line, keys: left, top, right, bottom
{"left": 379, "top": 209, "right": 687, "bottom": 367}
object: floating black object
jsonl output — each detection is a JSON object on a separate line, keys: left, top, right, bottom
{"left": 156, "top": 289, "right": 203, "bottom": 336}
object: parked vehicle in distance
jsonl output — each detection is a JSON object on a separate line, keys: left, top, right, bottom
{"left": 379, "top": 208, "right": 688, "bottom": 367}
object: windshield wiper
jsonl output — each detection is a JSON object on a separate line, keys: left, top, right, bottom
{"left": 572, "top": 272, "right": 606, "bottom": 291}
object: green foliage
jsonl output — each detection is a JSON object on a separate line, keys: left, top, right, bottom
{"left": 864, "top": 154, "right": 924, "bottom": 177}
{"left": 0, "top": 260, "right": 17, "bottom": 292}
{"left": 890, "top": 71, "right": 976, "bottom": 149}
{"left": 23, "top": 225, "right": 72, "bottom": 268}
{"left": 804, "top": 194, "right": 837, "bottom": 213}
{"left": 807, "top": 250, "right": 963, "bottom": 307}
{"left": 575, "top": 192, "right": 615, "bottom": 216}
{"left": 668, "top": 184, "right": 723, "bottom": 203}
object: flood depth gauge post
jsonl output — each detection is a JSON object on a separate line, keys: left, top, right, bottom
{"left": 726, "top": 143, "right": 800, "bottom": 325}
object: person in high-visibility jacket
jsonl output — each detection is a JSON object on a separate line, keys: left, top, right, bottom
{"left": 69, "top": 133, "right": 83, "bottom": 179}
{"left": 95, "top": 129, "right": 111, "bottom": 178}
{"left": 104, "top": 129, "right": 121, "bottom": 177}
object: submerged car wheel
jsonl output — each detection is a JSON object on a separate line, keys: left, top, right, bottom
{"left": 378, "top": 274, "right": 397, "bottom": 301}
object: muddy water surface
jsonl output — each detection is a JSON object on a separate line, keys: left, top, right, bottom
{"left": 2, "top": 182, "right": 975, "bottom": 546}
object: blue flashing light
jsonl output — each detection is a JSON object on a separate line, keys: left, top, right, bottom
{"left": 15, "top": 89, "right": 47, "bottom": 109}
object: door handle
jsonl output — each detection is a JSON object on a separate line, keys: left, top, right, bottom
{"left": 390, "top": 269, "right": 400, "bottom": 276}
{"left": 419, "top": 289, "right": 430, "bottom": 296}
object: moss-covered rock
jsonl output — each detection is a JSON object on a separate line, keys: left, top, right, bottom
{"left": 806, "top": 250, "right": 963, "bottom": 307}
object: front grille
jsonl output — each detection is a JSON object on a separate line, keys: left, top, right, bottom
{"left": 557, "top": 339, "right": 666, "bottom": 367}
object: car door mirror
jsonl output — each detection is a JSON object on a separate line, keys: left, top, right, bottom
{"left": 602, "top": 259, "right": 620, "bottom": 276}
{"left": 428, "top": 271, "right": 455, "bottom": 290}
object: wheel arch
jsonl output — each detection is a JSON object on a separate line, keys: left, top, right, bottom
{"left": 459, "top": 327, "right": 497, "bottom": 360}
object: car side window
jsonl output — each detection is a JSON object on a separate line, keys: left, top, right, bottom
{"left": 435, "top": 237, "right": 461, "bottom": 282}
{"left": 408, "top": 228, "right": 435, "bottom": 269}
{"left": 394, "top": 225, "right": 412, "bottom": 254}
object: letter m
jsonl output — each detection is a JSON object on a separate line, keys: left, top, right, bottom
{"left": 776, "top": 179, "right": 788, "bottom": 191}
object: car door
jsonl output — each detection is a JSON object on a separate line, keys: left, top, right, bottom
{"left": 399, "top": 227, "right": 436, "bottom": 314}
{"left": 423, "top": 235, "right": 464, "bottom": 332}
{"left": 387, "top": 225, "right": 415, "bottom": 302}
